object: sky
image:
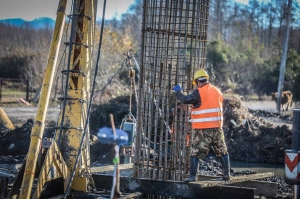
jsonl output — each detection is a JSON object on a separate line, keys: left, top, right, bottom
{"left": 0, "top": 0, "right": 135, "bottom": 21}
{"left": 236, "top": 0, "right": 249, "bottom": 4}
{"left": 0, "top": 0, "right": 249, "bottom": 21}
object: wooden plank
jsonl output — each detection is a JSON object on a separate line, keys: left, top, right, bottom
{"left": 197, "top": 174, "right": 221, "bottom": 181}
{"left": 230, "top": 180, "right": 277, "bottom": 198}
{"left": 92, "top": 174, "right": 255, "bottom": 199}
{"left": 190, "top": 172, "right": 275, "bottom": 188}
{"left": 91, "top": 165, "right": 274, "bottom": 198}
{"left": 91, "top": 163, "right": 133, "bottom": 173}
{"left": 6, "top": 161, "right": 26, "bottom": 199}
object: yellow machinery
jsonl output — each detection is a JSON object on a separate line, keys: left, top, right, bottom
{"left": 8, "top": 0, "right": 97, "bottom": 198}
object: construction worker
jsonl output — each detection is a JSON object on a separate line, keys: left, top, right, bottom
{"left": 173, "top": 69, "right": 230, "bottom": 182}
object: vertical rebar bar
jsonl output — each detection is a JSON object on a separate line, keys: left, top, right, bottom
{"left": 136, "top": 0, "right": 210, "bottom": 181}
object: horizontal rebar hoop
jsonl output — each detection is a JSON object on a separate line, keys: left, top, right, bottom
{"left": 135, "top": 0, "right": 210, "bottom": 181}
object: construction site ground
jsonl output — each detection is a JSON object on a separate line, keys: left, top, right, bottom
{"left": 0, "top": 98, "right": 296, "bottom": 198}
{"left": 242, "top": 100, "right": 293, "bottom": 128}
{"left": 1, "top": 99, "right": 294, "bottom": 129}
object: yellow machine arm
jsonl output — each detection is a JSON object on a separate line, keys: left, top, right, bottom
{"left": 19, "top": 1, "right": 67, "bottom": 198}
{"left": 16, "top": 0, "right": 97, "bottom": 198}
{"left": 54, "top": 0, "right": 96, "bottom": 193}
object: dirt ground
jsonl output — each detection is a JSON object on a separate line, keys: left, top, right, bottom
{"left": 240, "top": 100, "right": 294, "bottom": 128}
{"left": 0, "top": 98, "right": 295, "bottom": 163}
{"left": 1, "top": 105, "right": 60, "bottom": 127}
{"left": 1, "top": 99, "right": 294, "bottom": 128}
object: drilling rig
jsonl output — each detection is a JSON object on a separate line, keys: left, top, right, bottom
{"left": 8, "top": 0, "right": 97, "bottom": 198}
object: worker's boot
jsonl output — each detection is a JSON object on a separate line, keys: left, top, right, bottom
{"left": 220, "top": 154, "right": 231, "bottom": 181}
{"left": 184, "top": 157, "right": 199, "bottom": 183}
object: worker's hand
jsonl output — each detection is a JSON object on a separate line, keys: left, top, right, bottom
{"left": 173, "top": 85, "right": 181, "bottom": 93}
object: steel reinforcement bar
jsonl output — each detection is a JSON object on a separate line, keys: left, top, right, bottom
{"left": 135, "top": 0, "right": 210, "bottom": 181}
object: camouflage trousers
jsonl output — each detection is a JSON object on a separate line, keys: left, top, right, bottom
{"left": 191, "top": 128, "right": 228, "bottom": 160}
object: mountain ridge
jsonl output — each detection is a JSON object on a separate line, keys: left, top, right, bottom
{"left": 0, "top": 17, "right": 55, "bottom": 29}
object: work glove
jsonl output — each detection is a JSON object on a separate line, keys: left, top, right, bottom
{"left": 173, "top": 85, "right": 181, "bottom": 93}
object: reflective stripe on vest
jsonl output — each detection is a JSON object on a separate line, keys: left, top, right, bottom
{"left": 191, "top": 84, "right": 223, "bottom": 129}
{"left": 189, "top": 116, "right": 223, "bottom": 123}
{"left": 192, "top": 108, "right": 223, "bottom": 115}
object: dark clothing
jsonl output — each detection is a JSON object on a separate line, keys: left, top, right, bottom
{"left": 175, "top": 87, "right": 201, "bottom": 108}
{"left": 175, "top": 82, "right": 209, "bottom": 109}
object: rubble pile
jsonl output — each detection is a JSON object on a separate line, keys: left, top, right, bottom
{"left": 0, "top": 119, "right": 107, "bottom": 167}
{"left": 223, "top": 95, "right": 292, "bottom": 163}
{"left": 0, "top": 119, "right": 34, "bottom": 156}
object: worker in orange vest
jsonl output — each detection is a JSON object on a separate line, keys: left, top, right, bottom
{"left": 173, "top": 69, "right": 230, "bottom": 182}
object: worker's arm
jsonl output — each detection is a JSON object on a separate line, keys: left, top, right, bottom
{"left": 175, "top": 89, "right": 201, "bottom": 108}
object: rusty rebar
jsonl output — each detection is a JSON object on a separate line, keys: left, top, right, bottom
{"left": 136, "top": 0, "right": 210, "bottom": 181}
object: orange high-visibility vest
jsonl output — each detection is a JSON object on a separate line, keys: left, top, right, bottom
{"left": 190, "top": 84, "right": 223, "bottom": 129}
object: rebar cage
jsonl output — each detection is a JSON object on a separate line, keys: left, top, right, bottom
{"left": 134, "top": 0, "right": 210, "bottom": 181}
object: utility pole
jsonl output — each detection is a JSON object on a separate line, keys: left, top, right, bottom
{"left": 276, "top": 0, "right": 292, "bottom": 112}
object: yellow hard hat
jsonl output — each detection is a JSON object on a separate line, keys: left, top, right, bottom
{"left": 192, "top": 69, "right": 209, "bottom": 85}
